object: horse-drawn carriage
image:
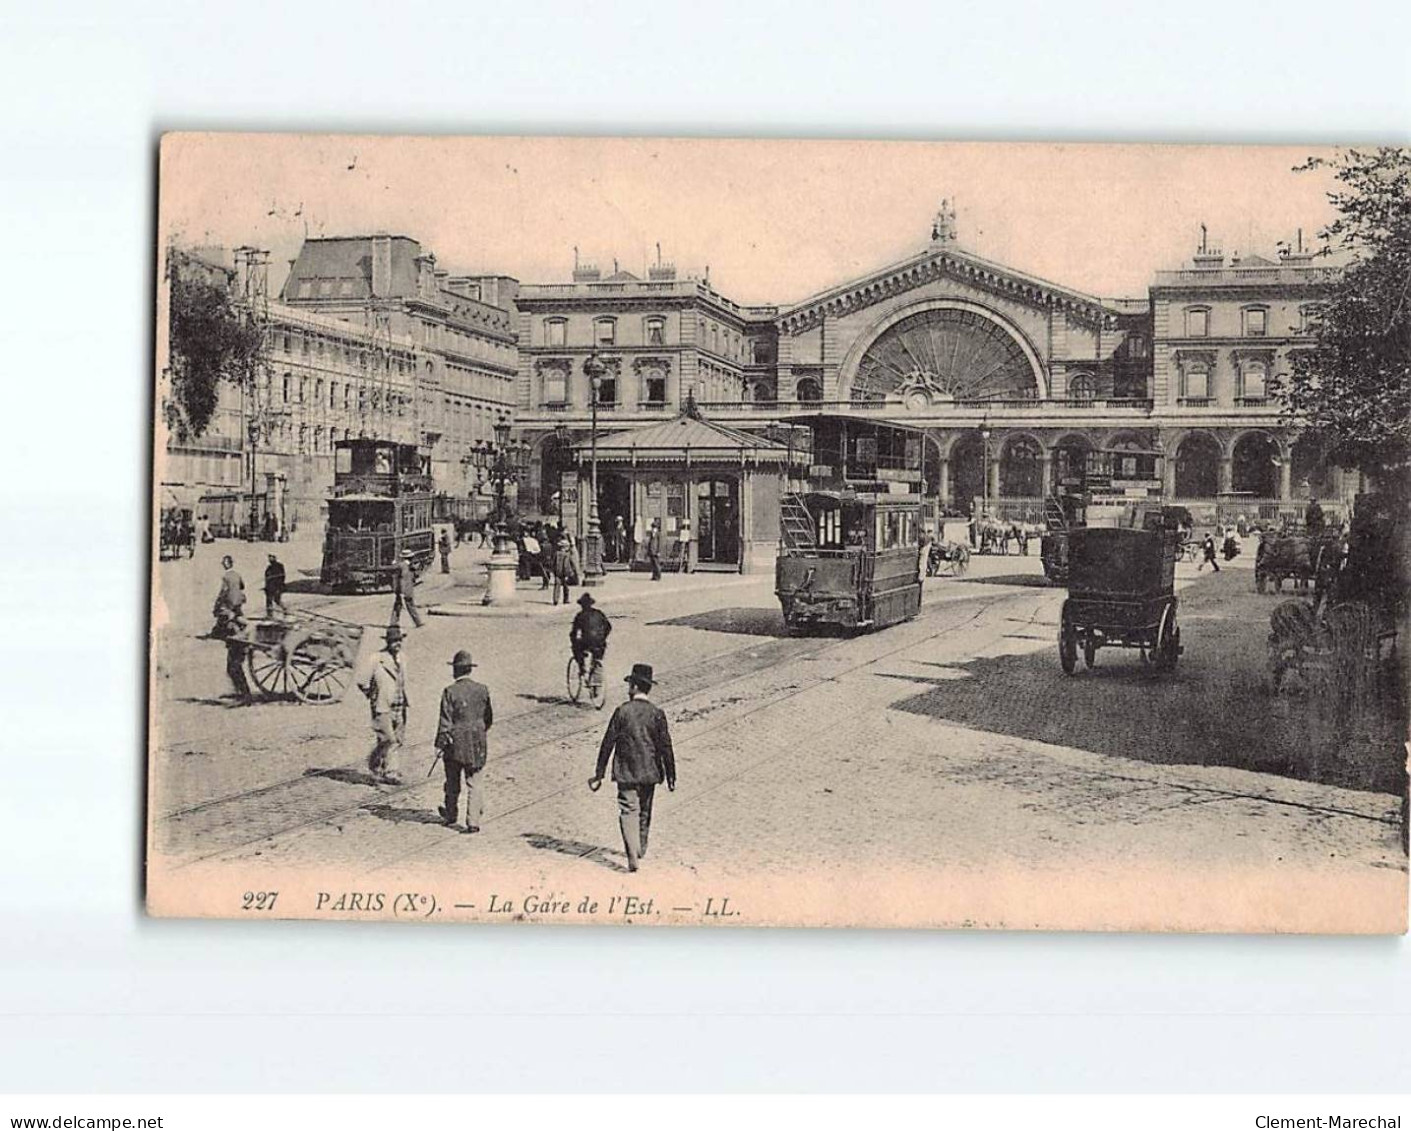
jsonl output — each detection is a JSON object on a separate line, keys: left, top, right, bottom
{"left": 158, "top": 485, "right": 197, "bottom": 561}
{"left": 925, "top": 538, "right": 971, "bottom": 577}
{"left": 1267, "top": 491, "right": 1405, "bottom": 698}
{"left": 1058, "top": 526, "right": 1182, "bottom": 675}
{"left": 1254, "top": 530, "right": 1343, "bottom": 596}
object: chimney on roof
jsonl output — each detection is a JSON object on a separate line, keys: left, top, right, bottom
{"left": 1192, "top": 224, "right": 1224, "bottom": 269}
{"left": 415, "top": 251, "right": 436, "bottom": 298}
{"left": 1279, "top": 227, "right": 1315, "bottom": 266}
{"left": 371, "top": 234, "right": 394, "bottom": 298}
{"left": 572, "top": 259, "right": 601, "bottom": 282}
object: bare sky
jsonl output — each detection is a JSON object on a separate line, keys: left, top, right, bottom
{"left": 160, "top": 135, "right": 1343, "bottom": 307}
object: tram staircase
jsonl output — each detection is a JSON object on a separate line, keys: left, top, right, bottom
{"left": 1044, "top": 494, "right": 1069, "bottom": 532}
{"left": 779, "top": 492, "right": 817, "bottom": 556}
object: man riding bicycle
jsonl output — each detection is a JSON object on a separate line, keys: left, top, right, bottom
{"left": 569, "top": 592, "right": 612, "bottom": 681}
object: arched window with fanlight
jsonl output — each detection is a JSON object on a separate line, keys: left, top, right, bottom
{"left": 795, "top": 377, "right": 823, "bottom": 403}
{"left": 1068, "top": 373, "right": 1097, "bottom": 403}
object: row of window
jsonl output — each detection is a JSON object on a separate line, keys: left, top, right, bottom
{"left": 276, "top": 329, "right": 415, "bottom": 374}
{"left": 545, "top": 316, "right": 668, "bottom": 349}
{"left": 1178, "top": 358, "right": 1274, "bottom": 402}
{"left": 542, "top": 370, "right": 667, "bottom": 407}
{"left": 541, "top": 315, "right": 768, "bottom": 363}
{"left": 270, "top": 372, "right": 416, "bottom": 416}
{"left": 1182, "top": 305, "right": 1316, "bottom": 339}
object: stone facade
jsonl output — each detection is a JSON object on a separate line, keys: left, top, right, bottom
{"left": 517, "top": 225, "right": 1352, "bottom": 528}
{"left": 281, "top": 235, "right": 519, "bottom": 497}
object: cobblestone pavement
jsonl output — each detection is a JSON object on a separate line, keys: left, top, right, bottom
{"left": 148, "top": 537, "right": 1407, "bottom": 932}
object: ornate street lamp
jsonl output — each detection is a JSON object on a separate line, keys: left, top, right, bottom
{"left": 580, "top": 351, "right": 607, "bottom": 586}
{"left": 491, "top": 414, "right": 513, "bottom": 546}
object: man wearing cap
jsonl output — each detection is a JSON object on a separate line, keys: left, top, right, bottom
{"left": 590, "top": 662, "right": 676, "bottom": 872}
{"left": 391, "top": 550, "right": 424, "bottom": 629}
{"left": 569, "top": 592, "right": 612, "bottom": 680}
{"left": 435, "top": 649, "right": 494, "bottom": 833}
{"left": 364, "top": 625, "right": 410, "bottom": 785}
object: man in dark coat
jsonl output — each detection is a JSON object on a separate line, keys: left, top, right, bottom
{"left": 1305, "top": 496, "right": 1326, "bottom": 535}
{"left": 590, "top": 662, "right": 676, "bottom": 872}
{"left": 435, "top": 649, "right": 494, "bottom": 833}
{"left": 646, "top": 519, "right": 662, "bottom": 581}
{"left": 391, "top": 550, "right": 424, "bottom": 628}
{"left": 438, "top": 527, "right": 453, "bottom": 574}
{"left": 569, "top": 592, "right": 612, "bottom": 675}
{"left": 263, "top": 553, "right": 287, "bottom": 617}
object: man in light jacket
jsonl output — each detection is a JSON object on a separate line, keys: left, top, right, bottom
{"left": 364, "top": 625, "right": 409, "bottom": 785}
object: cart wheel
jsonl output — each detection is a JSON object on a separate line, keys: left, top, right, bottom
{"left": 247, "top": 648, "right": 292, "bottom": 698}
{"left": 1083, "top": 640, "right": 1097, "bottom": 669}
{"left": 566, "top": 656, "right": 584, "bottom": 704}
{"left": 293, "top": 657, "right": 353, "bottom": 704}
{"left": 1059, "top": 611, "right": 1078, "bottom": 676}
{"left": 1155, "top": 603, "right": 1180, "bottom": 671}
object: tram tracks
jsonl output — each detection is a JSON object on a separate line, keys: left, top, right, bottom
{"left": 163, "top": 589, "right": 1036, "bottom": 874}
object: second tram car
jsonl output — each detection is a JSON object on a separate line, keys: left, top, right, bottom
{"left": 775, "top": 416, "right": 925, "bottom": 633}
{"left": 320, "top": 439, "right": 435, "bottom": 592}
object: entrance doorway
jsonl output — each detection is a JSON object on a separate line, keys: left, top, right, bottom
{"left": 598, "top": 472, "right": 632, "bottom": 564}
{"left": 696, "top": 477, "right": 740, "bottom": 566}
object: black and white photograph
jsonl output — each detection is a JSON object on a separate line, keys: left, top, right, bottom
{"left": 145, "top": 135, "right": 1408, "bottom": 932}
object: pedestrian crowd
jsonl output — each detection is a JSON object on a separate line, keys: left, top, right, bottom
{"left": 208, "top": 541, "right": 676, "bottom": 872}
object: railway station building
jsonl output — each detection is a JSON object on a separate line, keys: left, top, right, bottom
{"left": 515, "top": 209, "right": 1352, "bottom": 555}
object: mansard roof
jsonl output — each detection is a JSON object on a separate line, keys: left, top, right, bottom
{"left": 777, "top": 244, "right": 1128, "bottom": 332}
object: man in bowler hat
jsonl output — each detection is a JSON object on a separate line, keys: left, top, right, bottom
{"left": 435, "top": 649, "right": 493, "bottom": 833}
{"left": 590, "top": 663, "right": 676, "bottom": 871}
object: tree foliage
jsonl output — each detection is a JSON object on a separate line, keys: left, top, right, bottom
{"left": 165, "top": 257, "right": 265, "bottom": 442}
{"left": 1278, "top": 148, "right": 1411, "bottom": 478}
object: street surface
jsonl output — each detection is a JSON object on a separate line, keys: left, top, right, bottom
{"left": 147, "top": 536, "right": 1407, "bottom": 931}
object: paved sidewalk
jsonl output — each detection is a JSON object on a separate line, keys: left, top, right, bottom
{"left": 426, "top": 565, "right": 764, "bottom": 617}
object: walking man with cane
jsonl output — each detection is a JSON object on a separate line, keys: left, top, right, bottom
{"left": 589, "top": 662, "right": 676, "bottom": 872}
{"left": 435, "top": 649, "right": 493, "bottom": 833}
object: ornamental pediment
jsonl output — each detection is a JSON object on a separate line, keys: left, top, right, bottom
{"left": 778, "top": 246, "right": 1119, "bottom": 333}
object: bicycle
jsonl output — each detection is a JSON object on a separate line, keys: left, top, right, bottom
{"left": 566, "top": 651, "right": 606, "bottom": 709}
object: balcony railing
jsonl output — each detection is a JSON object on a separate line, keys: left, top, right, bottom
{"left": 1235, "top": 396, "right": 1271, "bottom": 407}
{"left": 1178, "top": 397, "right": 1213, "bottom": 408}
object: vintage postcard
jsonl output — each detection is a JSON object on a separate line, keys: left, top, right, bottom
{"left": 148, "top": 135, "right": 1408, "bottom": 930}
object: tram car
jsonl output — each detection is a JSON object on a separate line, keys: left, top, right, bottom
{"left": 1040, "top": 446, "right": 1170, "bottom": 583}
{"left": 320, "top": 439, "right": 435, "bottom": 592}
{"left": 775, "top": 416, "right": 925, "bottom": 634}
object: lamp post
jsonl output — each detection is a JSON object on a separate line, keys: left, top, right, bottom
{"left": 979, "top": 415, "right": 992, "bottom": 520}
{"left": 480, "top": 414, "right": 521, "bottom": 606}
{"left": 580, "top": 351, "right": 606, "bottom": 586}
